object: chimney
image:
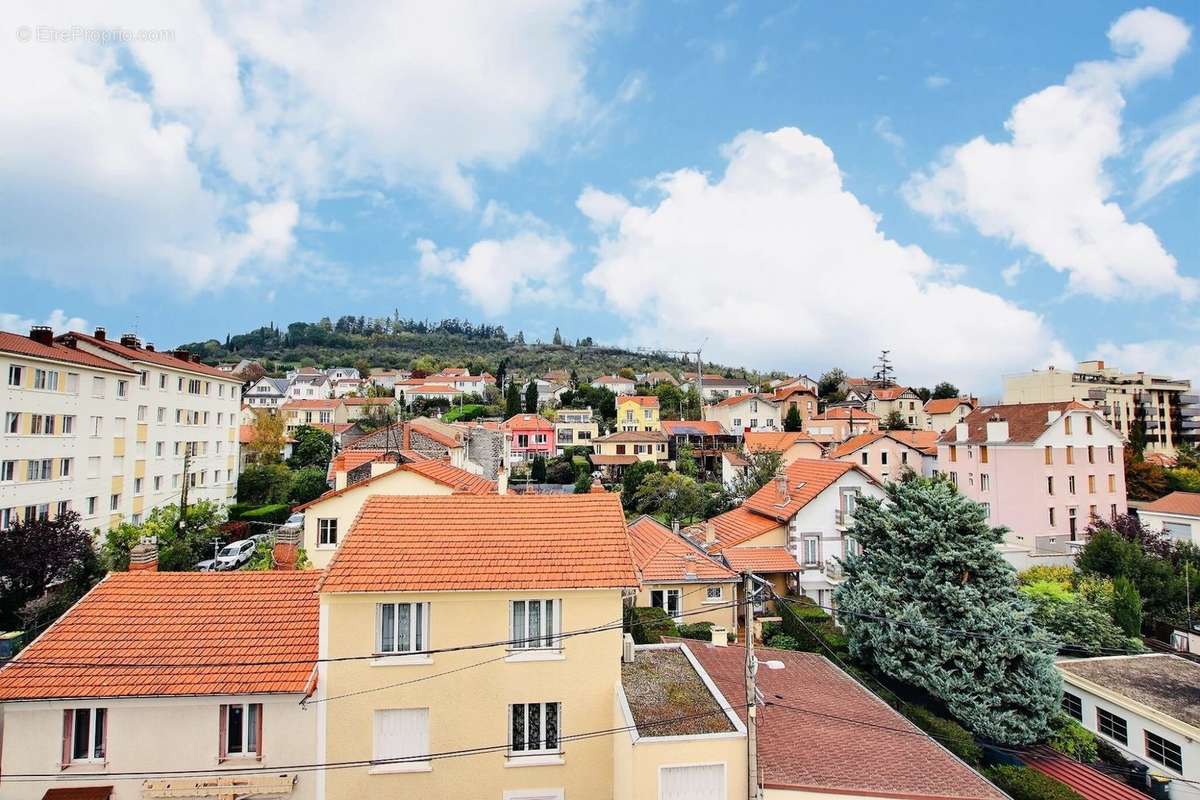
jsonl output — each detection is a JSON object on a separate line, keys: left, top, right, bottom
{"left": 497, "top": 465, "right": 508, "bottom": 495}
{"left": 273, "top": 526, "right": 302, "bottom": 570}
{"left": 128, "top": 538, "right": 158, "bottom": 572}
{"left": 145, "top": 342, "right": 155, "bottom": 352}
{"left": 28, "top": 325, "right": 54, "bottom": 346}
{"left": 672, "top": 520, "right": 680, "bottom": 537}
{"left": 622, "top": 633, "right": 635, "bottom": 663}
{"left": 985, "top": 416, "right": 1009, "bottom": 443}
{"left": 172, "top": 349, "right": 191, "bottom": 362}
{"left": 710, "top": 626, "right": 728, "bottom": 647}
{"left": 93, "top": 326, "right": 106, "bottom": 341}
{"left": 775, "top": 472, "right": 788, "bottom": 497}
{"left": 119, "top": 333, "right": 140, "bottom": 349}
{"left": 704, "top": 521, "right": 717, "bottom": 548}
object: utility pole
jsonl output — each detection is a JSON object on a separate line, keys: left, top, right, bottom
{"left": 743, "top": 571, "right": 761, "bottom": 800}
{"left": 177, "top": 444, "right": 191, "bottom": 532}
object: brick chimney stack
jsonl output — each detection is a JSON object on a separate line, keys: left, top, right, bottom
{"left": 129, "top": 539, "right": 158, "bottom": 572}
{"left": 119, "top": 333, "right": 140, "bottom": 349}
{"left": 273, "top": 526, "right": 302, "bottom": 570}
{"left": 93, "top": 327, "right": 106, "bottom": 341}
{"left": 29, "top": 325, "right": 53, "bottom": 346}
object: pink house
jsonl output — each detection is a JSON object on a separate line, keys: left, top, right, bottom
{"left": 501, "top": 413, "right": 555, "bottom": 463}
{"left": 937, "top": 401, "right": 1127, "bottom": 565}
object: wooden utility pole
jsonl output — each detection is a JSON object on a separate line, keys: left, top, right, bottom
{"left": 744, "top": 571, "right": 761, "bottom": 800}
{"left": 177, "top": 444, "right": 191, "bottom": 532}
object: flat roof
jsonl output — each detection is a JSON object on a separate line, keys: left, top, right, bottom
{"left": 621, "top": 646, "right": 737, "bottom": 737}
{"left": 1058, "top": 654, "right": 1200, "bottom": 727}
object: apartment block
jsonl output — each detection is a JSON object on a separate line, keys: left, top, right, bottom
{"left": 1, "top": 327, "right": 242, "bottom": 533}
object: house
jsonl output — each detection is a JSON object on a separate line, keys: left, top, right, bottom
{"left": 696, "top": 459, "right": 883, "bottom": 614}
{"left": 805, "top": 406, "right": 880, "bottom": 442}
{"left": 428, "top": 369, "right": 495, "bottom": 395}
{"left": 396, "top": 381, "right": 463, "bottom": 403}
{"left": 326, "top": 366, "right": 361, "bottom": 382}
{"left": 641, "top": 370, "right": 677, "bottom": 386}
{"left": 742, "top": 431, "right": 824, "bottom": 465}
{"left": 1058, "top": 654, "right": 1200, "bottom": 797}
{"left": 681, "top": 373, "right": 752, "bottom": 402}
{"left": 280, "top": 398, "right": 348, "bottom": 433}
{"left": 592, "top": 430, "right": 669, "bottom": 478}
{"left": 829, "top": 430, "right": 939, "bottom": 482}
{"left": 626, "top": 515, "right": 739, "bottom": 632}
{"left": 720, "top": 449, "right": 752, "bottom": 490}
{"left": 704, "top": 393, "right": 782, "bottom": 434}
{"left": 296, "top": 457, "right": 496, "bottom": 568}
{"left": 347, "top": 417, "right": 504, "bottom": 478}
{"left": 937, "top": 401, "right": 1128, "bottom": 566}
{"left": 343, "top": 395, "right": 399, "bottom": 423}
{"left": 535, "top": 379, "right": 569, "bottom": 406}
{"left": 593, "top": 374, "right": 636, "bottom": 396}
{"left": 244, "top": 375, "right": 290, "bottom": 409}
{"left": 660, "top": 419, "right": 739, "bottom": 477}
{"left": 771, "top": 374, "right": 819, "bottom": 394}
{"left": 924, "top": 396, "right": 977, "bottom": 433}
{"left": 316, "top": 493, "right": 639, "bottom": 800}
{"left": 616, "top": 396, "right": 661, "bottom": 432}
{"left": 554, "top": 407, "right": 599, "bottom": 454}
{"left": 368, "top": 368, "right": 408, "bottom": 391}
{"left": 1137, "top": 491, "right": 1200, "bottom": 545}
{"left": 866, "top": 386, "right": 926, "bottom": 429}
{"left": 331, "top": 377, "right": 365, "bottom": 397}
{"left": 286, "top": 368, "right": 332, "bottom": 400}
{"left": 501, "top": 413, "right": 556, "bottom": 463}
{"left": 0, "top": 568, "right": 321, "bottom": 800}
{"left": 771, "top": 385, "right": 819, "bottom": 429}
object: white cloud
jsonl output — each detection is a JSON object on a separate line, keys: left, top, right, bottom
{"left": 1136, "top": 95, "right": 1200, "bottom": 205}
{"left": 924, "top": 74, "right": 950, "bottom": 89}
{"left": 0, "top": 1, "right": 596, "bottom": 295}
{"left": 1089, "top": 340, "right": 1200, "bottom": 384}
{"left": 0, "top": 309, "right": 89, "bottom": 335}
{"left": 1001, "top": 260, "right": 1024, "bottom": 287}
{"left": 873, "top": 115, "right": 905, "bottom": 152}
{"left": 580, "top": 127, "right": 1071, "bottom": 389}
{"left": 577, "top": 187, "right": 632, "bottom": 228}
{"left": 417, "top": 233, "right": 573, "bottom": 316}
{"left": 904, "top": 7, "right": 1195, "bottom": 301}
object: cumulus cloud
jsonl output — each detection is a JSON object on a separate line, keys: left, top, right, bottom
{"left": 1136, "top": 95, "right": 1200, "bottom": 205}
{"left": 0, "top": 310, "right": 89, "bottom": 335}
{"left": 417, "top": 233, "right": 574, "bottom": 316}
{"left": 0, "top": 1, "right": 595, "bottom": 295}
{"left": 904, "top": 7, "right": 1195, "bottom": 301}
{"left": 580, "top": 127, "right": 1071, "bottom": 389}
{"left": 1089, "top": 340, "right": 1200, "bottom": 384}
{"left": 873, "top": 116, "right": 905, "bottom": 153}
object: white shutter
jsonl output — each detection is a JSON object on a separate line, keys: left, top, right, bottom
{"left": 660, "top": 763, "right": 725, "bottom": 800}
{"left": 373, "top": 708, "right": 429, "bottom": 764}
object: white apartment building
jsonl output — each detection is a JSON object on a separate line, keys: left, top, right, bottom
{"left": 244, "top": 376, "right": 290, "bottom": 409}
{"left": 0, "top": 327, "right": 242, "bottom": 534}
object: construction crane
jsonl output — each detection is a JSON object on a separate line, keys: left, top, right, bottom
{"left": 636, "top": 339, "right": 708, "bottom": 411}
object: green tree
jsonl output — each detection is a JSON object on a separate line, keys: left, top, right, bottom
{"left": 1174, "top": 442, "right": 1200, "bottom": 470}
{"left": 102, "top": 501, "right": 227, "bottom": 573}
{"left": 681, "top": 386, "right": 702, "bottom": 420}
{"left": 915, "top": 387, "right": 932, "bottom": 403}
{"left": 655, "top": 382, "right": 684, "bottom": 420}
{"left": 289, "top": 466, "right": 330, "bottom": 504}
{"left": 1019, "top": 582, "right": 1141, "bottom": 656}
{"left": 1111, "top": 577, "right": 1143, "bottom": 636}
{"left": 244, "top": 409, "right": 286, "bottom": 465}
{"left": 573, "top": 469, "right": 594, "bottom": 494}
{"left": 818, "top": 368, "right": 847, "bottom": 398}
{"left": 621, "top": 460, "right": 660, "bottom": 512}
{"left": 1129, "top": 418, "right": 1147, "bottom": 459}
{"left": 552, "top": 327, "right": 563, "bottom": 345}
{"left": 505, "top": 381, "right": 522, "bottom": 417}
{"left": 288, "top": 425, "right": 334, "bottom": 470}
{"left": 524, "top": 380, "right": 538, "bottom": 413}
{"left": 676, "top": 440, "right": 699, "bottom": 478}
{"left": 531, "top": 455, "right": 547, "bottom": 482}
{"left": 634, "top": 471, "right": 706, "bottom": 524}
{"left": 836, "top": 477, "right": 1061, "bottom": 745}
{"left": 731, "top": 449, "right": 783, "bottom": 498}
{"left": 1124, "top": 450, "right": 1169, "bottom": 500}
{"left": 784, "top": 405, "right": 802, "bottom": 432}
{"left": 0, "top": 511, "right": 102, "bottom": 630}
{"left": 237, "top": 463, "right": 294, "bottom": 504}
{"left": 882, "top": 410, "right": 909, "bottom": 431}
{"left": 931, "top": 382, "right": 959, "bottom": 400}
{"left": 352, "top": 358, "right": 372, "bottom": 381}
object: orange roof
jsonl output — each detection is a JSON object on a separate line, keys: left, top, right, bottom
{"left": 409, "top": 383, "right": 461, "bottom": 393}
{"left": 501, "top": 413, "right": 555, "bottom": 431}
{"left": 660, "top": 419, "right": 727, "bottom": 436}
{"left": 0, "top": 331, "right": 137, "bottom": 373}
{"left": 939, "top": 401, "right": 1095, "bottom": 444}
{"left": 1142, "top": 491, "right": 1200, "bottom": 518}
{"left": 620, "top": 395, "right": 660, "bottom": 408}
{"left": 0, "top": 571, "right": 319, "bottom": 701}
{"left": 722, "top": 546, "right": 801, "bottom": 573}
{"left": 626, "top": 516, "right": 737, "bottom": 583}
{"left": 594, "top": 375, "right": 633, "bottom": 384}
{"left": 591, "top": 454, "right": 640, "bottom": 466}
{"left": 887, "top": 430, "right": 939, "bottom": 455}
{"left": 700, "top": 505, "right": 784, "bottom": 551}
{"left": 743, "top": 431, "right": 817, "bottom": 452}
{"left": 301, "top": 458, "right": 493, "bottom": 510}
{"left": 828, "top": 432, "right": 884, "bottom": 458}
{"left": 924, "top": 397, "right": 975, "bottom": 415}
{"left": 282, "top": 398, "right": 342, "bottom": 409}
{"left": 743, "top": 459, "right": 871, "bottom": 522}
{"left": 812, "top": 407, "right": 878, "bottom": 420}
{"left": 65, "top": 331, "right": 236, "bottom": 380}
{"left": 709, "top": 392, "right": 777, "bottom": 409}
{"left": 321, "top": 494, "right": 638, "bottom": 592}
{"left": 772, "top": 386, "right": 817, "bottom": 401}
{"left": 869, "top": 386, "right": 912, "bottom": 401}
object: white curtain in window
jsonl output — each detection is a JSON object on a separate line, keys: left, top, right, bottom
{"left": 373, "top": 708, "right": 429, "bottom": 764}
{"left": 660, "top": 763, "right": 725, "bottom": 800}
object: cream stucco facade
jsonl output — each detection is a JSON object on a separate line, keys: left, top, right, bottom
{"left": 634, "top": 580, "right": 739, "bottom": 631}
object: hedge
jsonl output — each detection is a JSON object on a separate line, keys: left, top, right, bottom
{"left": 777, "top": 596, "right": 848, "bottom": 656}
{"left": 239, "top": 504, "right": 292, "bottom": 525}
{"left": 983, "top": 766, "right": 1084, "bottom": 800}
{"left": 626, "top": 606, "right": 678, "bottom": 644}
{"left": 677, "top": 622, "right": 714, "bottom": 641}
{"left": 902, "top": 705, "right": 982, "bottom": 766}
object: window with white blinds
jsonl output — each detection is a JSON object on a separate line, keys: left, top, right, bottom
{"left": 372, "top": 708, "right": 430, "bottom": 772}
{"left": 660, "top": 763, "right": 726, "bottom": 799}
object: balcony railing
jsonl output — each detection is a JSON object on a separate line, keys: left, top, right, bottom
{"left": 823, "top": 559, "right": 844, "bottom": 581}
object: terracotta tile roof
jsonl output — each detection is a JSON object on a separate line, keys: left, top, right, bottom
{"left": 828, "top": 432, "right": 886, "bottom": 459}
{"left": 590, "top": 454, "right": 640, "bottom": 466}
{"left": 772, "top": 385, "right": 817, "bottom": 401}
{"left": 721, "top": 546, "right": 800, "bottom": 573}
{"left": 342, "top": 396, "right": 395, "bottom": 406}
{"left": 65, "top": 331, "right": 237, "bottom": 381}
{"left": 282, "top": 399, "right": 342, "bottom": 410}
{"left": 1022, "top": 746, "right": 1147, "bottom": 800}
{"left": 869, "top": 386, "right": 913, "bottom": 401}
{"left": 708, "top": 392, "right": 777, "bottom": 409}
{"left": 683, "top": 642, "right": 1005, "bottom": 799}
{"left": 699, "top": 506, "right": 783, "bottom": 551}
{"left": 408, "top": 383, "right": 461, "bottom": 393}
{"left": 660, "top": 419, "right": 728, "bottom": 436}
{"left": 0, "top": 331, "right": 137, "bottom": 373}
{"left": 329, "top": 449, "right": 389, "bottom": 477}
{"left": 410, "top": 418, "right": 464, "bottom": 448}
{"left": 938, "top": 401, "right": 1095, "bottom": 444}
{"left": 594, "top": 430, "right": 668, "bottom": 443}
{"left": 300, "top": 458, "right": 495, "bottom": 510}
{"left": 594, "top": 375, "right": 633, "bottom": 385}
{"left": 321, "top": 494, "right": 639, "bottom": 592}
{"left": 0, "top": 572, "right": 320, "bottom": 701}
{"left": 887, "top": 430, "right": 940, "bottom": 455}
{"left": 501, "top": 413, "right": 555, "bottom": 431}
{"left": 811, "top": 406, "right": 878, "bottom": 420}
{"left": 924, "top": 397, "right": 975, "bottom": 415}
{"left": 743, "top": 431, "right": 817, "bottom": 452}
{"left": 1140, "top": 490, "right": 1200, "bottom": 518}
{"left": 722, "top": 450, "right": 751, "bottom": 467}
{"left": 620, "top": 395, "right": 660, "bottom": 407}
{"left": 626, "top": 516, "right": 737, "bottom": 583}
{"left": 742, "top": 459, "right": 868, "bottom": 522}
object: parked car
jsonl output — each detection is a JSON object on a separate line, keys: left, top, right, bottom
{"left": 196, "top": 558, "right": 217, "bottom": 572}
{"left": 214, "top": 539, "right": 258, "bottom": 571}
{"left": 250, "top": 531, "right": 275, "bottom": 547}
{"left": 0, "top": 631, "right": 24, "bottom": 662}
{"left": 281, "top": 512, "right": 304, "bottom": 531}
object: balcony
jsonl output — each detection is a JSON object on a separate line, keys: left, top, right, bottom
{"left": 835, "top": 508, "right": 853, "bottom": 528}
{"left": 823, "top": 558, "right": 844, "bottom": 582}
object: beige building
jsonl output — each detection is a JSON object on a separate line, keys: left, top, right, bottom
{"left": 1004, "top": 361, "right": 1197, "bottom": 457}
{"left": 704, "top": 393, "right": 783, "bottom": 434}
{"left": 554, "top": 407, "right": 600, "bottom": 453}
{"left": 924, "top": 397, "right": 977, "bottom": 434}
{"left": 865, "top": 386, "right": 927, "bottom": 430}
{"left": 281, "top": 398, "right": 348, "bottom": 433}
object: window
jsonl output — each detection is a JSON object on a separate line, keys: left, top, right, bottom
{"left": 1107, "top": 445, "right": 1115, "bottom": 463}
{"left": 137, "top": 405, "right": 147, "bottom": 422}
{"left": 1066, "top": 446, "right": 1074, "bottom": 465}
{"left": 949, "top": 445, "right": 957, "bottom": 463}
{"left": 376, "top": 602, "right": 429, "bottom": 655}
{"left": 802, "top": 535, "right": 820, "bottom": 565}
{"left": 373, "top": 708, "right": 430, "bottom": 772}
{"left": 159, "top": 373, "right": 166, "bottom": 389}
{"left": 980, "top": 445, "right": 988, "bottom": 464}
{"left": 30, "top": 414, "right": 44, "bottom": 434}
{"left": 650, "top": 589, "right": 682, "bottom": 622}
{"left": 63, "top": 415, "right": 74, "bottom": 434}
{"left": 1049, "top": 507, "right": 1056, "bottom": 527}
{"left": 134, "top": 477, "right": 143, "bottom": 495}
{"left": 1096, "top": 708, "right": 1127, "bottom": 744}
{"left": 318, "top": 518, "right": 338, "bottom": 547}
{"left": 1087, "top": 445, "right": 1095, "bottom": 464}
{"left": 949, "top": 471, "right": 958, "bottom": 487}
{"left": 63, "top": 708, "right": 106, "bottom": 763}
{"left": 33, "top": 368, "right": 48, "bottom": 389}
{"left": 660, "top": 763, "right": 725, "bottom": 800}
{"left": 92, "top": 376, "right": 105, "bottom": 398}
{"left": 91, "top": 416, "right": 102, "bottom": 436}
{"left": 1145, "top": 730, "right": 1183, "bottom": 773}
{"left": 705, "top": 585, "right": 723, "bottom": 602}
{"left": 153, "top": 476, "right": 162, "bottom": 491}
{"left": 880, "top": 451, "right": 888, "bottom": 466}
{"left": 1068, "top": 476, "right": 1076, "bottom": 494}
{"left": 981, "top": 502, "right": 991, "bottom": 519}
{"left": 87, "top": 457, "right": 100, "bottom": 478}
{"left": 5, "top": 412, "right": 17, "bottom": 433}
{"left": 139, "top": 370, "right": 148, "bottom": 387}
{"left": 156, "top": 441, "right": 164, "bottom": 457}
{"left": 1047, "top": 476, "right": 1054, "bottom": 495}
{"left": 1062, "top": 692, "right": 1082, "bottom": 721}
{"left": 60, "top": 458, "right": 72, "bottom": 478}
{"left": 110, "top": 493, "right": 120, "bottom": 511}
{"left": 512, "top": 600, "right": 561, "bottom": 649}
{"left": 0, "top": 508, "right": 12, "bottom": 530}
{"left": 1086, "top": 416, "right": 1093, "bottom": 435}
{"left": 980, "top": 474, "right": 990, "bottom": 491}
{"left": 509, "top": 702, "right": 560, "bottom": 756}
{"left": 1088, "top": 475, "right": 1096, "bottom": 493}
{"left": 1107, "top": 474, "right": 1117, "bottom": 492}
{"left": 901, "top": 451, "right": 908, "bottom": 465}
{"left": 1044, "top": 446, "right": 1053, "bottom": 464}
{"left": 861, "top": 452, "right": 869, "bottom": 465}
{"left": 66, "top": 373, "right": 78, "bottom": 393}
{"left": 7, "top": 364, "right": 22, "bottom": 386}
{"left": 1063, "top": 416, "right": 1072, "bottom": 435}
{"left": 0, "top": 461, "right": 12, "bottom": 481}
{"left": 220, "top": 703, "right": 261, "bottom": 759}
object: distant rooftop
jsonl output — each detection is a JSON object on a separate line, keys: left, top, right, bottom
{"left": 620, "top": 646, "right": 738, "bottom": 737}
{"left": 1058, "top": 654, "right": 1200, "bottom": 727}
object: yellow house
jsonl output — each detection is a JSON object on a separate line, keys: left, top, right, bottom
{"left": 280, "top": 398, "right": 347, "bottom": 433}
{"left": 315, "top": 493, "right": 640, "bottom": 800}
{"left": 616, "top": 396, "right": 660, "bottom": 432}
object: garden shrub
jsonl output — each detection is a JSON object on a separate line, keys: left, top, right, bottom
{"left": 902, "top": 705, "right": 982, "bottom": 766}
{"left": 239, "top": 504, "right": 292, "bottom": 525}
{"left": 1048, "top": 714, "right": 1098, "bottom": 763}
{"left": 627, "top": 606, "right": 678, "bottom": 644}
{"left": 983, "top": 766, "right": 1084, "bottom": 800}
{"left": 676, "top": 622, "right": 715, "bottom": 641}
{"left": 765, "top": 633, "right": 800, "bottom": 651}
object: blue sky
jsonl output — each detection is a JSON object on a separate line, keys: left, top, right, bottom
{"left": 1, "top": 1, "right": 1196, "bottom": 391}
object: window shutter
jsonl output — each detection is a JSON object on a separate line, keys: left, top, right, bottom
{"left": 255, "top": 704, "right": 264, "bottom": 761}
{"left": 99, "top": 708, "right": 108, "bottom": 762}
{"left": 218, "top": 705, "right": 228, "bottom": 762}
{"left": 60, "top": 710, "right": 73, "bottom": 769}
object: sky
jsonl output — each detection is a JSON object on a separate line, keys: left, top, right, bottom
{"left": 1, "top": 1, "right": 1197, "bottom": 392}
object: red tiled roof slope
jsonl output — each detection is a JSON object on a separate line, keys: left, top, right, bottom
{"left": 939, "top": 401, "right": 1096, "bottom": 444}
{"left": 744, "top": 431, "right": 817, "bottom": 452}
{"left": 742, "top": 459, "right": 863, "bottom": 521}
{"left": 1022, "top": 747, "right": 1147, "bottom": 800}
{"left": 66, "top": 331, "right": 236, "bottom": 380}
{"left": 0, "top": 572, "right": 320, "bottom": 700}
{"left": 621, "top": 395, "right": 660, "bottom": 407}
{"left": 0, "top": 331, "right": 137, "bottom": 373}
{"left": 924, "top": 397, "right": 975, "bottom": 415}
{"left": 322, "top": 494, "right": 638, "bottom": 592}
{"left": 626, "top": 516, "right": 737, "bottom": 583}
{"left": 722, "top": 547, "right": 801, "bottom": 573}
{"left": 1142, "top": 490, "right": 1200, "bottom": 517}
{"left": 700, "top": 506, "right": 784, "bottom": 551}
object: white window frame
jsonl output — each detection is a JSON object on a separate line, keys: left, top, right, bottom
{"left": 69, "top": 707, "right": 107, "bottom": 763}
{"left": 222, "top": 702, "right": 261, "bottom": 758}
{"left": 508, "top": 702, "right": 561, "bottom": 760}
{"left": 704, "top": 585, "right": 724, "bottom": 603}
{"left": 509, "top": 599, "right": 562, "bottom": 656}
{"left": 7, "top": 365, "right": 22, "bottom": 387}
{"left": 318, "top": 518, "right": 338, "bottom": 548}
{"left": 375, "top": 602, "right": 430, "bottom": 660}
{"left": 650, "top": 588, "right": 682, "bottom": 622}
